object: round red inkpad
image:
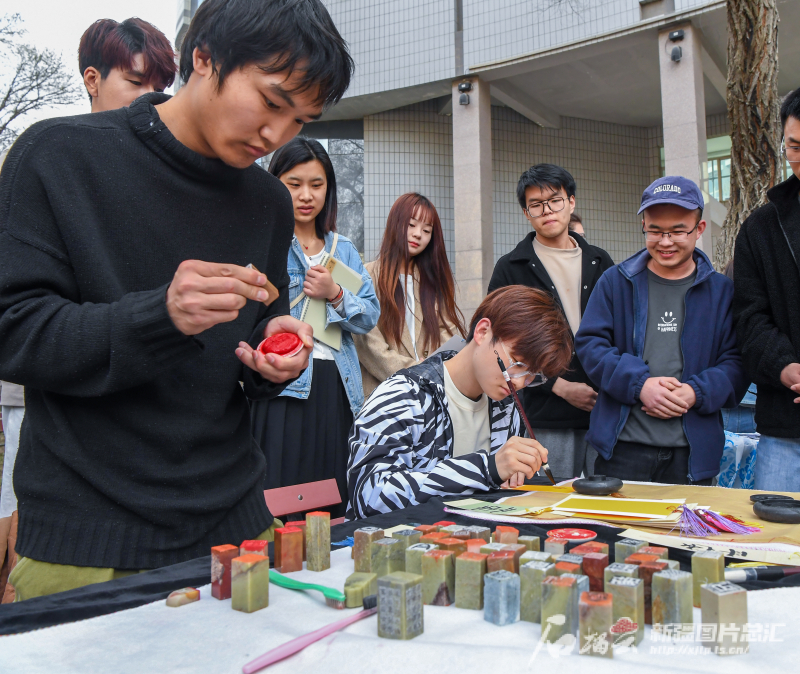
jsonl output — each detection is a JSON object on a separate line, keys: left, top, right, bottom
{"left": 257, "top": 333, "right": 303, "bottom": 357}
{"left": 546, "top": 528, "right": 597, "bottom": 541}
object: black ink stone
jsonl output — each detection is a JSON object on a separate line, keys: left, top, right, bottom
{"left": 572, "top": 475, "right": 623, "bottom": 496}
{"left": 749, "top": 494, "right": 795, "bottom": 503}
{"left": 753, "top": 500, "right": 800, "bottom": 524}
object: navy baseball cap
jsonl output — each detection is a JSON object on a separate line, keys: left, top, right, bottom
{"left": 638, "top": 176, "right": 705, "bottom": 215}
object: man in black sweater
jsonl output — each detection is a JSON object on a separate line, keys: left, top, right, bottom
{"left": 489, "top": 164, "right": 614, "bottom": 482}
{"left": 0, "top": 0, "right": 353, "bottom": 600}
{"left": 733, "top": 88, "right": 800, "bottom": 492}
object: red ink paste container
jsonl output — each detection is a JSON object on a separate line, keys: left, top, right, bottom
{"left": 258, "top": 332, "right": 304, "bottom": 357}
{"left": 546, "top": 528, "right": 598, "bottom": 542}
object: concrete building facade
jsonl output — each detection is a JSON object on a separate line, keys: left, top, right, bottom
{"left": 176, "top": 0, "right": 800, "bottom": 319}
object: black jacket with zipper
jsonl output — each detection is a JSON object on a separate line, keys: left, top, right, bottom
{"left": 733, "top": 174, "right": 800, "bottom": 438}
{"left": 488, "top": 232, "right": 614, "bottom": 429}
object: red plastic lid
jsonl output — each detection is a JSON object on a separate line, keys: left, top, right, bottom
{"left": 546, "top": 528, "right": 597, "bottom": 541}
{"left": 257, "top": 332, "right": 303, "bottom": 357}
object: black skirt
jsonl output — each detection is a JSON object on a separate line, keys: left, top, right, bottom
{"left": 250, "top": 359, "right": 353, "bottom": 519}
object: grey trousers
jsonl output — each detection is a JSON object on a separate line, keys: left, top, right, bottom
{"left": 531, "top": 427, "right": 596, "bottom": 481}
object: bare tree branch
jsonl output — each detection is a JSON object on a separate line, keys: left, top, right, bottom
{"left": 0, "top": 14, "right": 83, "bottom": 151}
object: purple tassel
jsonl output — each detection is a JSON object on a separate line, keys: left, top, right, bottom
{"left": 697, "top": 509, "right": 760, "bottom": 535}
{"left": 675, "top": 505, "right": 717, "bottom": 537}
{"left": 674, "top": 505, "right": 760, "bottom": 537}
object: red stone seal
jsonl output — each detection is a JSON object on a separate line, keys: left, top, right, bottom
{"left": 257, "top": 332, "right": 304, "bottom": 357}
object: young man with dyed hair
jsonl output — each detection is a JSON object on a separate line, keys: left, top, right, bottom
{"left": 79, "top": 18, "right": 177, "bottom": 112}
{"left": 489, "top": 164, "right": 613, "bottom": 480}
{"left": 576, "top": 177, "right": 746, "bottom": 485}
{"left": 0, "top": 0, "right": 353, "bottom": 600}
{"left": 346, "top": 286, "right": 573, "bottom": 520}
{"left": 733, "top": 88, "right": 800, "bottom": 490}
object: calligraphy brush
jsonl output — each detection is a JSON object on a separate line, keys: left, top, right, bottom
{"left": 495, "top": 353, "right": 556, "bottom": 485}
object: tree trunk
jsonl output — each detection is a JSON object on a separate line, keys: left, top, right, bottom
{"left": 715, "top": 0, "right": 781, "bottom": 271}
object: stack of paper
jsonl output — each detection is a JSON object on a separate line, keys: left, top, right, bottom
{"left": 540, "top": 494, "right": 687, "bottom": 527}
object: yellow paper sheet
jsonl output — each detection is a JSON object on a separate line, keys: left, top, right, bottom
{"left": 547, "top": 494, "right": 684, "bottom": 519}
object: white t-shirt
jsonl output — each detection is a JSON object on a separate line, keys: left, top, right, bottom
{"left": 398, "top": 273, "right": 417, "bottom": 359}
{"left": 442, "top": 363, "right": 491, "bottom": 458}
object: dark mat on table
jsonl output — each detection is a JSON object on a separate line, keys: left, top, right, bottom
{"left": 2, "top": 483, "right": 797, "bottom": 635}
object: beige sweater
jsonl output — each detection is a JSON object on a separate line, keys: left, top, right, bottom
{"left": 354, "top": 261, "right": 459, "bottom": 397}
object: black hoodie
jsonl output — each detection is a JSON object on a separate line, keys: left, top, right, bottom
{"left": 734, "top": 174, "right": 800, "bottom": 438}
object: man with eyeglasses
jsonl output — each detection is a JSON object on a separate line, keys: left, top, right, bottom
{"left": 733, "top": 88, "right": 800, "bottom": 491}
{"left": 575, "top": 177, "right": 746, "bottom": 485}
{"left": 345, "top": 286, "right": 573, "bottom": 519}
{"left": 489, "top": 164, "right": 614, "bottom": 481}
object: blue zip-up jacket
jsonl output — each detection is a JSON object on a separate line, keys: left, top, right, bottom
{"left": 575, "top": 248, "right": 747, "bottom": 481}
{"left": 281, "top": 232, "right": 380, "bottom": 415}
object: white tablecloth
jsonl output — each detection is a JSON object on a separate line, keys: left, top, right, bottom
{"left": 1, "top": 548, "right": 797, "bottom": 673}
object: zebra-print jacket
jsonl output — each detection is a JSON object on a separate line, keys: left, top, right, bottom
{"left": 345, "top": 350, "right": 521, "bottom": 520}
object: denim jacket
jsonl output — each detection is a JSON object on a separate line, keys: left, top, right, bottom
{"left": 280, "top": 231, "right": 380, "bottom": 414}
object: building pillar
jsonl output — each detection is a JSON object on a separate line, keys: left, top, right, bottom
{"left": 452, "top": 77, "right": 493, "bottom": 323}
{"left": 658, "top": 23, "right": 709, "bottom": 253}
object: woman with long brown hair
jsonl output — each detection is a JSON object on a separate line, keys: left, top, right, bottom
{"left": 355, "top": 193, "right": 465, "bottom": 396}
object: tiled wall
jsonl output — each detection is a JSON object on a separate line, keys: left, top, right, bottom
{"left": 492, "top": 108, "right": 654, "bottom": 264}
{"left": 463, "top": 0, "right": 641, "bottom": 68}
{"left": 363, "top": 100, "right": 455, "bottom": 262}
{"left": 318, "top": 0, "right": 718, "bottom": 98}
{"left": 647, "top": 125, "right": 664, "bottom": 183}
{"left": 323, "top": 0, "right": 455, "bottom": 99}
{"left": 363, "top": 104, "right": 730, "bottom": 267}
{"left": 364, "top": 102, "right": 656, "bottom": 265}
{"left": 674, "top": 0, "right": 713, "bottom": 11}
{"left": 462, "top": 0, "right": 716, "bottom": 69}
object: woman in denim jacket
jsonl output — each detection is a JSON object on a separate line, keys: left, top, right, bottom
{"left": 251, "top": 138, "right": 379, "bottom": 516}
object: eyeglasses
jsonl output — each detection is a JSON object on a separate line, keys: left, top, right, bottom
{"left": 525, "top": 196, "right": 566, "bottom": 218}
{"left": 781, "top": 138, "right": 800, "bottom": 164}
{"left": 499, "top": 342, "right": 548, "bottom": 388}
{"left": 641, "top": 222, "right": 699, "bottom": 243}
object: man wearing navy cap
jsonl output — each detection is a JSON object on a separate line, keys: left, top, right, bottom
{"left": 575, "top": 177, "right": 747, "bottom": 484}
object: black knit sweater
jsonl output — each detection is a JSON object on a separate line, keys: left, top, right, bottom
{"left": 0, "top": 93, "right": 294, "bottom": 569}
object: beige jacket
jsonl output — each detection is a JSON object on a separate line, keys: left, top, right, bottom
{"left": 354, "top": 261, "right": 459, "bottom": 397}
